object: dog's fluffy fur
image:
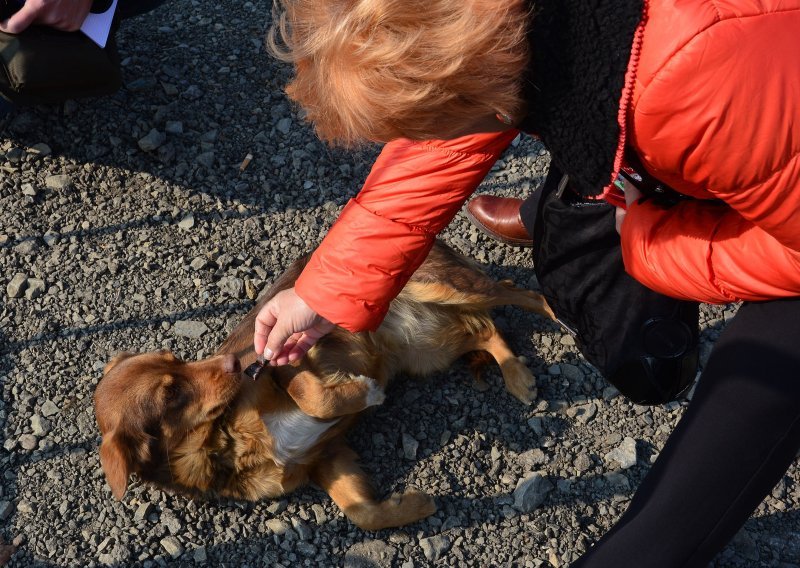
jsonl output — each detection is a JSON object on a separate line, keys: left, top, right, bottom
{"left": 94, "top": 241, "right": 552, "bottom": 530}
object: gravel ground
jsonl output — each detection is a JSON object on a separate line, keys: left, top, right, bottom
{"left": 1, "top": 1, "right": 799, "bottom": 566}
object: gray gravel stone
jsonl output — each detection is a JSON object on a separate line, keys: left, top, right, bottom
{"left": 19, "top": 434, "right": 38, "bottom": 450}
{"left": 178, "top": 213, "right": 195, "bottom": 230}
{"left": 0, "top": 501, "right": 14, "bottom": 521}
{"left": 173, "top": 320, "right": 209, "bottom": 339}
{"left": 24, "top": 278, "right": 46, "bottom": 300}
{"left": 402, "top": 432, "right": 419, "bottom": 460}
{"left": 344, "top": 540, "right": 397, "bottom": 567}
{"left": 160, "top": 536, "right": 183, "bottom": 559}
{"left": 41, "top": 400, "right": 59, "bottom": 417}
{"left": 45, "top": 174, "right": 71, "bottom": 190}
{"left": 420, "top": 534, "right": 452, "bottom": 562}
{"left": 30, "top": 414, "right": 51, "bottom": 436}
{"left": 604, "top": 436, "right": 638, "bottom": 469}
{"left": 138, "top": 129, "right": 167, "bottom": 152}
{"left": 6, "top": 273, "right": 28, "bottom": 298}
{"left": 513, "top": 472, "right": 554, "bottom": 512}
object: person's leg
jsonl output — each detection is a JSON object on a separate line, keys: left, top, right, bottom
{"left": 573, "top": 298, "right": 800, "bottom": 568}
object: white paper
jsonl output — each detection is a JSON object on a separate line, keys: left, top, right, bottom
{"left": 80, "top": 0, "right": 118, "bottom": 48}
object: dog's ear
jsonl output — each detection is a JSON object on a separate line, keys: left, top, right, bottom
{"left": 99, "top": 432, "right": 130, "bottom": 500}
{"left": 104, "top": 352, "right": 135, "bottom": 375}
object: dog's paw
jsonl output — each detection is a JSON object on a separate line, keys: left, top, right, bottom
{"left": 387, "top": 489, "right": 437, "bottom": 519}
{"left": 502, "top": 358, "right": 537, "bottom": 406}
{"left": 354, "top": 375, "right": 386, "bottom": 407}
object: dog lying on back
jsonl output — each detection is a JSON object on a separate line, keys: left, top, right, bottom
{"left": 94, "top": 241, "right": 553, "bottom": 530}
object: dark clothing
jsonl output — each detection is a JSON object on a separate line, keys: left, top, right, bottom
{"left": 116, "top": 0, "right": 167, "bottom": 20}
{"left": 573, "top": 298, "right": 800, "bottom": 567}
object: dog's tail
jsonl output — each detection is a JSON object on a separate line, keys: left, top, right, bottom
{"left": 402, "top": 280, "right": 554, "bottom": 320}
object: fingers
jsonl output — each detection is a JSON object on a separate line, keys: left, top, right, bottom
{"left": 253, "top": 301, "right": 279, "bottom": 358}
{"left": 0, "top": 0, "right": 93, "bottom": 33}
{"left": 0, "top": 3, "right": 38, "bottom": 34}
{"left": 615, "top": 206, "right": 626, "bottom": 235}
{"left": 252, "top": 288, "right": 334, "bottom": 366}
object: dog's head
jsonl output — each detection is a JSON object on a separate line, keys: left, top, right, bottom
{"left": 94, "top": 350, "right": 242, "bottom": 499}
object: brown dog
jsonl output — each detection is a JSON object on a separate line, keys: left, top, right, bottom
{"left": 94, "top": 241, "right": 552, "bottom": 530}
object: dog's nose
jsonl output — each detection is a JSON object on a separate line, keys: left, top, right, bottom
{"left": 222, "top": 354, "right": 241, "bottom": 374}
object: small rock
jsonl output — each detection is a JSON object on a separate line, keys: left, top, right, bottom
{"left": 13, "top": 239, "right": 38, "bottom": 255}
{"left": 173, "top": 320, "right": 208, "bottom": 339}
{"left": 165, "top": 121, "right": 184, "bottom": 134}
{"left": 402, "top": 433, "right": 418, "bottom": 460}
{"left": 219, "top": 276, "right": 244, "bottom": 298}
{"left": 291, "top": 518, "right": 314, "bottom": 541}
{"left": 127, "top": 77, "right": 157, "bottom": 92}
{"left": 6, "top": 273, "right": 27, "bottom": 298}
{"left": 29, "top": 142, "right": 52, "bottom": 156}
{"left": 276, "top": 117, "right": 292, "bottom": 134}
{"left": 138, "top": 129, "right": 166, "bottom": 152}
{"left": 602, "top": 386, "right": 620, "bottom": 401}
{"left": 178, "top": 213, "right": 195, "bottom": 230}
{"left": 518, "top": 448, "right": 548, "bottom": 468}
{"left": 513, "top": 472, "right": 554, "bottom": 512}
{"left": 196, "top": 151, "right": 215, "bottom": 168}
{"left": 160, "top": 536, "right": 183, "bottom": 559}
{"left": 574, "top": 453, "right": 593, "bottom": 473}
{"left": 569, "top": 403, "right": 597, "bottom": 424}
{"left": 41, "top": 400, "right": 59, "bottom": 417}
{"left": 265, "top": 519, "right": 290, "bottom": 535}
{"left": 30, "top": 415, "right": 51, "bottom": 436}
{"left": 344, "top": 540, "right": 398, "bottom": 568}
{"left": 24, "top": 278, "right": 46, "bottom": 300}
{"left": 0, "top": 501, "right": 14, "bottom": 521}
{"left": 311, "top": 504, "right": 328, "bottom": 525}
{"left": 134, "top": 502, "right": 153, "bottom": 522}
{"left": 604, "top": 437, "right": 638, "bottom": 469}
{"left": 19, "top": 434, "right": 38, "bottom": 450}
{"left": 527, "top": 417, "right": 545, "bottom": 436}
{"left": 193, "top": 546, "right": 207, "bottom": 563}
{"left": 45, "top": 174, "right": 71, "bottom": 190}
{"left": 561, "top": 363, "right": 583, "bottom": 381}
{"left": 419, "top": 535, "right": 452, "bottom": 562}
{"left": 189, "top": 256, "right": 208, "bottom": 270}
{"left": 21, "top": 183, "right": 37, "bottom": 197}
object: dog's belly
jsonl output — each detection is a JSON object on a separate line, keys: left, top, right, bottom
{"left": 262, "top": 410, "right": 339, "bottom": 465}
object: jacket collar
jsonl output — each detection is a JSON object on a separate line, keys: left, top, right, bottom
{"left": 518, "top": 0, "right": 645, "bottom": 197}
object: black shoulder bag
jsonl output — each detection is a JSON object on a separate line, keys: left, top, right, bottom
{"left": 523, "top": 164, "right": 700, "bottom": 405}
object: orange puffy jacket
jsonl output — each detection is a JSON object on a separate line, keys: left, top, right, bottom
{"left": 296, "top": 0, "right": 800, "bottom": 332}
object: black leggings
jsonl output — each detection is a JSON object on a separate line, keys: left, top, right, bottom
{"left": 573, "top": 298, "right": 800, "bottom": 567}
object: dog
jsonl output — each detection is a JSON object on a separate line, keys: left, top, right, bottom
{"left": 94, "top": 241, "right": 553, "bottom": 530}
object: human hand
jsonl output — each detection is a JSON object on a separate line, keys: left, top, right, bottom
{"left": 253, "top": 287, "right": 335, "bottom": 366}
{"left": 0, "top": 0, "right": 94, "bottom": 34}
{"left": 615, "top": 179, "right": 643, "bottom": 235}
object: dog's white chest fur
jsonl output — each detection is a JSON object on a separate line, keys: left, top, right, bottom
{"left": 262, "top": 410, "right": 338, "bottom": 465}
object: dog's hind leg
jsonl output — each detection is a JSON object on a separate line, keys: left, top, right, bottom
{"left": 311, "top": 443, "right": 436, "bottom": 531}
{"left": 467, "top": 327, "right": 537, "bottom": 405}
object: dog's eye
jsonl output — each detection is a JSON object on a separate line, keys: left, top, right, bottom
{"left": 163, "top": 383, "right": 186, "bottom": 406}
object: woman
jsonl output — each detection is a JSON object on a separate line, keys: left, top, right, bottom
{"left": 256, "top": 0, "right": 800, "bottom": 565}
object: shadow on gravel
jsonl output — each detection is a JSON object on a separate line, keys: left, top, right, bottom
{"left": 3, "top": 302, "right": 253, "bottom": 356}
{"left": 0, "top": 208, "right": 264, "bottom": 252}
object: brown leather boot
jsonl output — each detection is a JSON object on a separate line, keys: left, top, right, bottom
{"left": 465, "top": 195, "right": 533, "bottom": 247}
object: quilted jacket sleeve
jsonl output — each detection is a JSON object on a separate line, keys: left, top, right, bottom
{"left": 294, "top": 130, "right": 518, "bottom": 331}
{"left": 620, "top": 5, "right": 800, "bottom": 303}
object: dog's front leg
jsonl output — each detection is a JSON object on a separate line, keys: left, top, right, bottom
{"left": 311, "top": 444, "right": 436, "bottom": 531}
{"left": 277, "top": 368, "right": 385, "bottom": 419}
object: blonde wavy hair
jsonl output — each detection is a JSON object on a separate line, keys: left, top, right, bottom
{"left": 268, "top": 0, "right": 530, "bottom": 145}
